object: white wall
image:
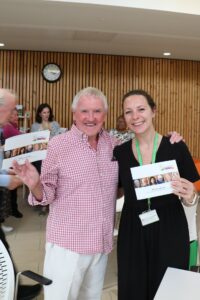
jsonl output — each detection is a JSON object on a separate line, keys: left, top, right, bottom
{"left": 46, "top": 0, "right": 200, "bottom": 15}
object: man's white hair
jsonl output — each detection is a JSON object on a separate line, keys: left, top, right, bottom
{"left": 0, "top": 89, "right": 16, "bottom": 106}
{"left": 71, "top": 87, "right": 108, "bottom": 112}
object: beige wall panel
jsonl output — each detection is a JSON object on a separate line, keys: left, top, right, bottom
{"left": 0, "top": 50, "right": 200, "bottom": 158}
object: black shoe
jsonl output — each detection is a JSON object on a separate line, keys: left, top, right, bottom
{"left": 12, "top": 210, "right": 23, "bottom": 218}
{"left": 17, "top": 283, "right": 42, "bottom": 300}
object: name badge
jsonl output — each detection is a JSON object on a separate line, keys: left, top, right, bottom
{"left": 139, "top": 209, "right": 159, "bottom": 226}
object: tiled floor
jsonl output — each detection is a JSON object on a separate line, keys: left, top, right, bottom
{"left": 4, "top": 187, "right": 200, "bottom": 300}
{"left": 5, "top": 187, "right": 118, "bottom": 300}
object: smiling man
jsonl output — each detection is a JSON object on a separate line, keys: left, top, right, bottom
{"left": 13, "top": 87, "right": 119, "bottom": 300}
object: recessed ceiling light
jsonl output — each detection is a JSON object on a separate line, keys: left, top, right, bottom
{"left": 163, "top": 52, "right": 171, "bottom": 56}
{"left": 0, "top": 43, "right": 5, "bottom": 47}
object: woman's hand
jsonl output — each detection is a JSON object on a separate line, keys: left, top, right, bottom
{"left": 171, "top": 176, "right": 197, "bottom": 206}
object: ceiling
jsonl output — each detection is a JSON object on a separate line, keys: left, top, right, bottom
{"left": 1, "top": 0, "right": 200, "bottom": 61}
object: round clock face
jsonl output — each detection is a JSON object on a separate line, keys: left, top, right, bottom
{"left": 42, "top": 63, "right": 62, "bottom": 83}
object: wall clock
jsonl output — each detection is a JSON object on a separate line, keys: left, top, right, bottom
{"left": 42, "top": 63, "right": 62, "bottom": 83}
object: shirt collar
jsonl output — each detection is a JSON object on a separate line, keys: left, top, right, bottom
{"left": 71, "top": 124, "right": 104, "bottom": 143}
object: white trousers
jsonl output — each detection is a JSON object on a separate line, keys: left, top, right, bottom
{"left": 43, "top": 243, "right": 108, "bottom": 300}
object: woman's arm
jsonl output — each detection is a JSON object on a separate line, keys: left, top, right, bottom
{"left": 31, "top": 122, "right": 40, "bottom": 132}
{"left": 50, "top": 121, "right": 61, "bottom": 137}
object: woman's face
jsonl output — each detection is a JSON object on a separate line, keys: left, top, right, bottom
{"left": 123, "top": 95, "right": 155, "bottom": 135}
{"left": 164, "top": 173, "right": 171, "bottom": 182}
{"left": 141, "top": 177, "right": 148, "bottom": 187}
{"left": 12, "top": 148, "right": 19, "bottom": 157}
{"left": 33, "top": 144, "right": 40, "bottom": 151}
{"left": 40, "top": 107, "right": 50, "bottom": 122}
{"left": 42, "top": 143, "right": 47, "bottom": 149}
{"left": 20, "top": 147, "right": 25, "bottom": 154}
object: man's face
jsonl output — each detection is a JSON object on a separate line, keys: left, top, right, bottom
{"left": 9, "top": 109, "right": 18, "bottom": 125}
{"left": 0, "top": 91, "right": 16, "bottom": 126}
{"left": 73, "top": 95, "right": 107, "bottom": 139}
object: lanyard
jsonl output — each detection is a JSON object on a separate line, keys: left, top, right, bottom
{"left": 135, "top": 132, "right": 159, "bottom": 210}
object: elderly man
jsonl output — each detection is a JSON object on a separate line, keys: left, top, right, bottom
{"left": 0, "top": 88, "right": 42, "bottom": 299}
{"left": 0, "top": 89, "right": 22, "bottom": 231}
{"left": 13, "top": 87, "right": 183, "bottom": 300}
{"left": 3, "top": 106, "right": 23, "bottom": 219}
{"left": 13, "top": 87, "right": 118, "bottom": 300}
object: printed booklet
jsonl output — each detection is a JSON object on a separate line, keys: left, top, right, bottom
{"left": 2, "top": 130, "right": 50, "bottom": 170}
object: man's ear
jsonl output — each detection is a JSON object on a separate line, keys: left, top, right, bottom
{"left": 72, "top": 112, "right": 76, "bottom": 124}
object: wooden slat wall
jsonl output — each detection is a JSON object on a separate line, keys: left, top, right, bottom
{"left": 0, "top": 50, "right": 200, "bottom": 158}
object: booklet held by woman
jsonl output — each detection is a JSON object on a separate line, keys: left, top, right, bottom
{"left": 131, "top": 160, "right": 179, "bottom": 200}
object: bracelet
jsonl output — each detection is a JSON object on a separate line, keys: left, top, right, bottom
{"left": 186, "top": 192, "right": 199, "bottom": 206}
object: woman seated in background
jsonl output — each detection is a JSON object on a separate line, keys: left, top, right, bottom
{"left": 31, "top": 103, "right": 60, "bottom": 215}
{"left": 110, "top": 114, "right": 135, "bottom": 144}
{"left": 31, "top": 103, "right": 60, "bottom": 139}
{"left": 31, "top": 103, "right": 60, "bottom": 174}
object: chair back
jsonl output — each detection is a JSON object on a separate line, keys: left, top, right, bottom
{"left": 0, "top": 240, "right": 15, "bottom": 300}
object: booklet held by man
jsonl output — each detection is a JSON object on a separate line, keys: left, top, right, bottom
{"left": 131, "top": 160, "right": 179, "bottom": 200}
{"left": 2, "top": 130, "right": 50, "bottom": 170}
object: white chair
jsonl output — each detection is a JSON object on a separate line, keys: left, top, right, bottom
{"left": 182, "top": 203, "right": 199, "bottom": 266}
{"left": 114, "top": 196, "right": 124, "bottom": 237}
{"left": 0, "top": 240, "right": 14, "bottom": 299}
{"left": 0, "top": 240, "right": 52, "bottom": 300}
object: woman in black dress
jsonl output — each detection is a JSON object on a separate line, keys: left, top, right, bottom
{"left": 113, "top": 90, "right": 199, "bottom": 300}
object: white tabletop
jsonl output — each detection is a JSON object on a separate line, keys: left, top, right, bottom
{"left": 154, "top": 267, "right": 200, "bottom": 300}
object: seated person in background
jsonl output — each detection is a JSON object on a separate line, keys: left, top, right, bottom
{"left": 110, "top": 114, "right": 135, "bottom": 143}
{"left": 111, "top": 115, "right": 183, "bottom": 146}
{"left": 3, "top": 107, "right": 21, "bottom": 139}
{"left": 31, "top": 103, "right": 60, "bottom": 174}
{"left": 31, "top": 103, "right": 61, "bottom": 215}
{"left": 31, "top": 103, "right": 60, "bottom": 139}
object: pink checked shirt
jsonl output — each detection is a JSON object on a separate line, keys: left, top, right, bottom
{"left": 28, "top": 125, "right": 119, "bottom": 254}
